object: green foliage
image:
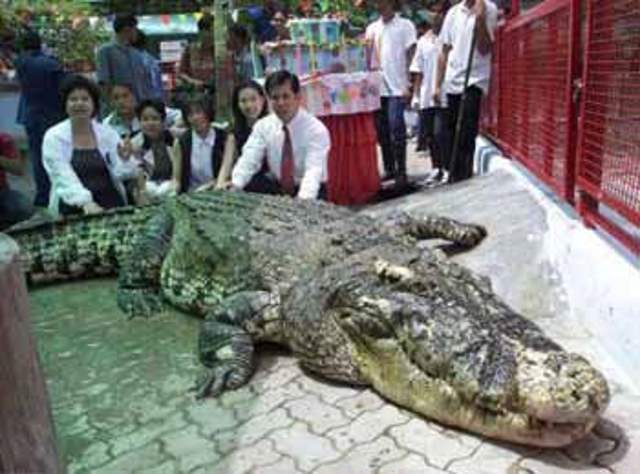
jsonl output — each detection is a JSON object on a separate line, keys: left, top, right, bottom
{"left": 7, "top": 0, "right": 109, "bottom": 69}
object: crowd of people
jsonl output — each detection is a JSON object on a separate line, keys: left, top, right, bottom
{"left": 0, "top": 0, "right": 499, "bottom": 231}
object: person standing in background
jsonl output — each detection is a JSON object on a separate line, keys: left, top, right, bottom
{"left": 132, "top": 29, "right": 165, "bottom": 102}
{"left": 96, "top": 14, "right": 152, "bottom": 103}
{"left": 0, "top": 132, "right": 33, "bottom": 229}
{"left": 15, "top": 30, "right": 65, "bottom": 210}
{"left": 410, "top": 9, "right": 449, "bottom": 185}
{"left": 411, "top": 20, "right": 431, "bottom": 153}
{"left": 178, "top": 13, "right": 216, "bottom": 95}
{"left": 366, "top": 0, "right": 417, "bottom": 189}
{"left": 432, "top": 0, "right": 498, "bottom": 183}
{"left": 227, "top": 24, "right": 255, "bottom": 86}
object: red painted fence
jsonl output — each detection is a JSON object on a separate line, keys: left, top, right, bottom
{"left": 483, "top": 0, "right": 640, "bottom": 255}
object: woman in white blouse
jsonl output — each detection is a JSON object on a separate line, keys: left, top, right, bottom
{"left": 42, "top": 75, "right": 139, "bottom": 216}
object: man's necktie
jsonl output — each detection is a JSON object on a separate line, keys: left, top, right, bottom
{"left": 280, "top": 125, "right": 296, "bottom": 195}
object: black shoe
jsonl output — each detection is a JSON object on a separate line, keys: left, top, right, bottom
{"left": 394, "top": 174, "right": 409, "bottom": 190}
{"left": 381, "top": 170, "right": 396, "bottom": 182}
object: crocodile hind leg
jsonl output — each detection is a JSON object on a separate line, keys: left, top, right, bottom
{"left": 395, "top": 213, "right": 487, "bottom": 248}
{"left": 117, "top": 209, "right": 174, "bottom": 319}
{"left": 194, "top": 290, "right": 280, "bottom": 399}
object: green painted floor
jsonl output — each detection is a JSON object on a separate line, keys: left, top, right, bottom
{"left": 30, "top": 279, "right": 203, "bottom": 471}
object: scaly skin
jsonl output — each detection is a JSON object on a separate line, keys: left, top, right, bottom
{"left": 8, "top": 191, "right": 610, "bottom": 447}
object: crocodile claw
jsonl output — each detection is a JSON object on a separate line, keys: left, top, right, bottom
{"left": 117, "top": 288, "right": 164, "bottom": 319}
{"left": 458, "top": 224, "right": 488, "bottom": 247}
{"left": 191, "top": 365, "right": 234, "bottom": 400}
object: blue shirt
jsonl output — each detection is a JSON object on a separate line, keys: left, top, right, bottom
{"left": 137, "top": 49, "right": 165, "bottom": 101}
{"left": 246, "top": 6, "right": 277, "bottom": 43}
{"left": 15, "top": 50, "right": 65, "bottom": 128}
{"left": 96, "top": 41, "right": 154, "bottom": 102}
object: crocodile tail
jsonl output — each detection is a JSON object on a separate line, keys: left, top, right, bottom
{"left": 6, "top": 205, "right": 158, "bottom": 285}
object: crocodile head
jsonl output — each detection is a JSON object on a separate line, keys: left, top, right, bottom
{"left": 327, "top": 258, "right": 610, "bottom": 447}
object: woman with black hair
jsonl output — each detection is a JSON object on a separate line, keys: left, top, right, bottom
{"left": 172, "top": 94, "right": 228, "bottom": 193}
{"left": 130, "top": 99, "right": 179, "bottom": 203}
{"left": 42, "top": 74, "right": 139, "bottom": 216}
{"left": 214, "top": 80, "right": 269, "bottom": 190}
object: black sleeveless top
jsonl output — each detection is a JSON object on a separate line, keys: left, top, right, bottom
{"left": 60, "top": 149, "right": 124, "bottom": 215}
{"left": 178, "top": 127, "right": 227, "bottom": 193}
{"left": 148, "top": 142, "right": 173, "bottom": 182}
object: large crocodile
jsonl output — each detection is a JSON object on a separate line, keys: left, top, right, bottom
{"left": 9, "top": 191, "right": 609, "bottom": 447}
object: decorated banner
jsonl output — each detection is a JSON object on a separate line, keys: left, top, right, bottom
{"left": 300, "top": 71, "right": 382, "bottom": 117}
{"left": 136, "top": 13, "right": 202, "bottom": 35}
{"left": 262, "top": 40, "right": 372, "bottom": 77}
{"left": 288, "top": 19, "right": 342, "bottom": 46}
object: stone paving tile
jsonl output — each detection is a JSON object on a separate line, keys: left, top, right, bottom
{"left": 110, "top": 411, "right": 188, "bottom": 457}
{"left": 519, "top": 451, "right": 611, "bottom": 474}
{"left": 335, "top": 389, "right": 387, "bottom": 419}
{"left": 138, "top": 461, "right": 178, "bottom": 474}
{"left": 67, "top": 441, "right": 111, "bottom": 473}
{"left": 378, "top": 453, "right": 448, "bottom": 474}
{"left": 250, "top": 358, "right": 303, "bottom": 391}
{"left": 295, "top": 372, "right": 363, "bottom": 404}
{"left": 270, "top": 421, "right": 342, "bottom": 472}
{"left": 233, "top": 382, "right": 308, "bottom": 422}
{"left": 325, "top": 405, "right": 410, "bottom": 451}
{"left": 161, "top": 425, "right": 219, "bottom": 472}
{"left": 389, "top": 418, "right": 482, "bottom": 470}
{"left": 187, "top": 398, "right": 244, "bottom": 436}
{"left": 220, "top": 384, "right": 260, "bottom": 408}
{"left": 214, "top": 438, "right": 281, "bottom": 474}
{"left": 129, "top": 393, "right": 187, "bottom": 426}
{"left": 594, "top": 394, "right": 640, "bottom": 474}
{"left": 216, "top": 408, "right": 294, "bottom": 454}
{"left": 91, "top": 442, "right": 167, "bottom": 474}
{"left": 285, "top": 393, "right": 350, "bottom": 434}
{"left": 598, "top": 426, "right": 640, "bottom": 474}
{"left": 446, "top": 442, "right": 534, "bottom": 474}
{"left": 313, "top": 436, "right": 407, "bottom": 474}
{"left": 251, "top": 456, "right": 302, "bottom": 474}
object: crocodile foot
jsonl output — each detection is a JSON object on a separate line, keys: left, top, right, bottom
{"left": 117, "top": 287, "right": 164, "bottom": 319}
{"left": 396, "top": 213, "right": 488, "bottom": 248}
{"left": 456, "top": 223, "right": 488, "bottom": 247}
{"left": 193, "top": 320, "right": 255, "bottom": 399}
{"left": 192, "top": 362, "right": 248, "bottom": 399}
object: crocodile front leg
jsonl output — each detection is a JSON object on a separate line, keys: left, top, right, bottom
{"left": 395, "top": 213, "right": 487, "bottom": 248}
{"left": 117, "top": 209, "right": 174, "bottom": 319}
{"left": 195, "top": 290, "right": 280, "bottom": 399}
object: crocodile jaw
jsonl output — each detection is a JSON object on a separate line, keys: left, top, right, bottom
{"left": 351, "top": 336, "right": 602, "bottom": 447}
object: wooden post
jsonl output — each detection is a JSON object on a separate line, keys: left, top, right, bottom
{"left": 0, "top": 234, "right": 61, "bottom": 474}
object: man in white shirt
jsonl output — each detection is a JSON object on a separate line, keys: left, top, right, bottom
{"left": 410, "top": 13, "right": 448, "bottom": 184}
{"left": 231, "top": 70, "right": 330, "bottom": 200}
{"left": 366, "top": 0, "right": 417, "bottom": 188}
{"left": 433, "top": 0, "right": 498, "bottom": 183}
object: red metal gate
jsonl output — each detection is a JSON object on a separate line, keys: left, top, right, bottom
{"left": 484, "top": 0, "right": 640, "bottom": 255}
{"left": 575, "top": 0, "right": 640, "bottom": 254}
